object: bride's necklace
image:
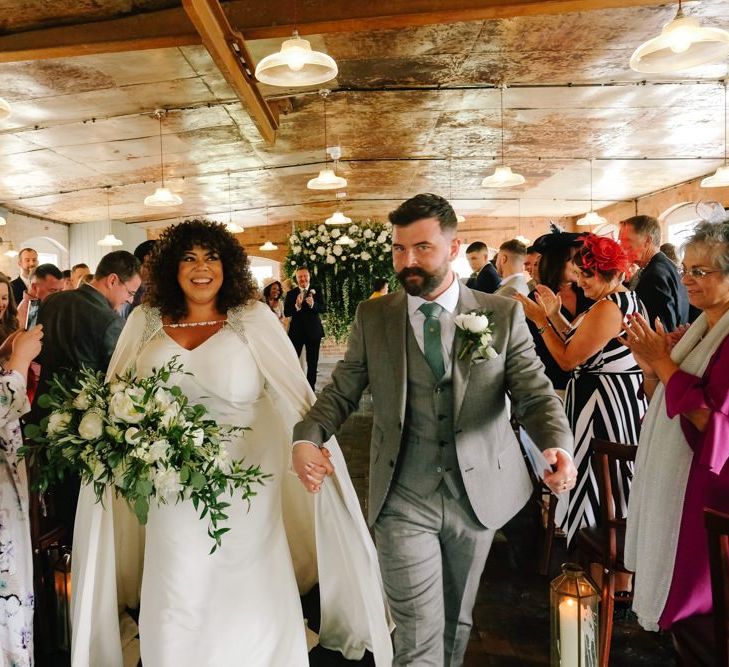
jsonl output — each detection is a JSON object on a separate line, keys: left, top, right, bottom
{"left": 164, "top": 319, "right": 227, "bottom": 329}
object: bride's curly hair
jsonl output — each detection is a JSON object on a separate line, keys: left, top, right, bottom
{"left": 145, "top": 219, "right": 257, "bottom": 320}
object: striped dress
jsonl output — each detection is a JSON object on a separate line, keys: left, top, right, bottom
{"left": 561, "top": 291, "right": 648, "bottom": 546}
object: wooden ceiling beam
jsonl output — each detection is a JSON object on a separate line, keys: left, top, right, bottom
{"left": 181, "top": 0, "right": 278, "bottom": 144}
{"left": 0, "top": 0, "right": 670, "bottom": 63}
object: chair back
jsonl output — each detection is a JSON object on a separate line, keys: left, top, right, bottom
{"left": 704, "top": 508, "right": 729, "bottom": 667}
{"left": 590, "top": 438, "right": 637, "bottom": 567}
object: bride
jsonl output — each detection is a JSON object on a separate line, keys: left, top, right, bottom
{"left": 71, "top": 220, "right": 392, "bottom": 666}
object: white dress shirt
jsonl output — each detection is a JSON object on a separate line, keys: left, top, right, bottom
{"left": 406, "top": 273, "right": 460, "bottom": 374}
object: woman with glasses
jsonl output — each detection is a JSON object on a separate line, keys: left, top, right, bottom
{"left": 625, "top": 217, "right": 729, "bottom": 638}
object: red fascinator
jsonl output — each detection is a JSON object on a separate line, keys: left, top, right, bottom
{"left": 579, "top": 234, "right": 633, "bottom": 275}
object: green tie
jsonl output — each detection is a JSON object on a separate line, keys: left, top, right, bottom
{"left": 418, "top": 302, "right": 445, "bottom": 380}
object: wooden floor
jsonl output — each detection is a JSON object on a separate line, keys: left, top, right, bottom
{"left": 309, "top": 381, "right": 676, "bottom": 666}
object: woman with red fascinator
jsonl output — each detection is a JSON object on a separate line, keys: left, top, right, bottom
{"left": 516, "top": 233, "right": 648, "bottom": 550}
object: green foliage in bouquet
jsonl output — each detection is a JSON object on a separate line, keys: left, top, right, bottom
{"left": 285, "top": 221, "right": 396, "bottom": 341}
{"left": 21, "top": 358, "right": 270, "bottom": 552}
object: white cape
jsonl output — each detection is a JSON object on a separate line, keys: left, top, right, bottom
{"left": 70, "top": 302, "right": 393, "bottom": 666}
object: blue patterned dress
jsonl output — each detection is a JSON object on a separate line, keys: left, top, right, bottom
{"left": 0, "top": 370, "right": 33, "bottom": 665}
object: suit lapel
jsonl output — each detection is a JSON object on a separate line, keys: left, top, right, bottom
{"left": 385, "top": 292, "right": 408, "bottom": 427}
{"left": 453, "top": 284, "right": 482, "bottom": 424}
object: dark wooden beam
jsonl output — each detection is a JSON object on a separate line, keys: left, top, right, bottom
{"left": 0, "top": 0, "right": 671, "bottom": 63}
{"left": 182, "top": 0, "right": 278, "bottom": 144}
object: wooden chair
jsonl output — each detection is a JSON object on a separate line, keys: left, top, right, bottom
{"left": 575, "top": 437, "right": 637, "bottom": 667}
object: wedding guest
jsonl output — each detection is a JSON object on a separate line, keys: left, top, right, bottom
{"left": 284, "top": 267, "right": 326, "bottom": 390}
{"left": 619, "top": 215, "right": 689, "bottom": 331}
{"left": 16, "top": 264, "right": 64, "bottom": 328}
{"left": 0, "top": 324, "right": 43, "bottom": 667}
{"left": 660, "top": 242, "right": 680, "bottom": 266}
{"left": 129, "top": 240, "right": 156, "bottom": 314}
{"left": 10, "top": 248, "right": 37, "bottom": 305}
{"left": 524, "top": 246, "right": 540, "bottom": 291}
{"left": 369, "top": 278, "right": 389, "bottom": 299}
{"left": 0, "top": 274, "right": 19, "bottom": 343}
{"left": 70, "top": 263, "right": 90, "bottom": 289}
{"left": 71, "top": 220, "right": 392, "bottom": 667}
{"left": 465, "top": 241, "right": 501, "bottom": 293}
{"left": 261, "top": 278, "right": 285, "bottom": 325}
{"left": 61, "top": 269, "right": 73, "bottom": 290}
{"left": 625, "top": 218, "right": 729, "bottom": 637}
{"left": 494, "top": 239, "right": 530, "bottom": 298}
{"left": 516, "top": 234, "right": 647, "bottom": 547}
{"left": 30, "top": 251, "right": 141, "bottom": 534}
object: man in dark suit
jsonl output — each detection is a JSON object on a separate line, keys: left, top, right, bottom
{"left": 30, "top": 250, "right": 141, "bottom": 534}
{"left": 10, "top": 247, "right": 38, "bottom": 304}
{"left": 284, "top": 266, "right": 326, "bottom": 390}
{"left": 464, "top": 241, "right": 501, "bottom": 293}
{"left": 618, "top": 215, "right": 689, "bottom": 332}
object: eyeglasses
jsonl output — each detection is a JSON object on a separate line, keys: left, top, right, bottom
{"left": 678, "top": 267, "right": 722, "bottom": 279}
{"left": 120, "top": 281, "right": 137, "bottom": 300}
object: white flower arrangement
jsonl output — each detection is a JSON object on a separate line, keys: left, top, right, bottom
{"left": 22, "top": 357, "right": 269, "bottom": 552}
{"left": 454, "top": 310, "right": 498, "bottom": 362}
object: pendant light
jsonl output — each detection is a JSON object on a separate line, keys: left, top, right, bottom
{"left": 98, "top": 188, "right": 123, "bottom": 247}
{"left": 144, "top": 109, "right": 182, "bottom": 207}
{"left": 325, "top": 191, "right": 351, "bottom": 225}
{"left": 259, "top": 207, "right": 277, "bottom": 251}
{"left": 3, "top": 242, "right": 18, "bottom": 258}
{"left": 224, "top": 171, "right": 244, "bottom": 233}
{"left": 255, "top": 30, "right": 337, "bottom": 87}
{"left": 448, "top": 157, "right": 466, "bottom": 222}
{"left": 335, "top": 233, "right": 355, "bottom": 246}
{"left": 481, "top": 85, "right": 525, "bottom": 188}
{"left": 702, "top": 80, "right": 729, "bottom": 188}
{"left": 0, "top": 216, "right": 6, "bottom": 226}
{"left": 630, "top": 1, "right": 729, "bottom": 73}
{"left": 0, "top": 98, "right": 10, "bottom": 121}
{"left": 576, "top": 160, "right": 608, "bottom": 227}
{"left": 308, "top": 90, "right": 347, "bottom": 190}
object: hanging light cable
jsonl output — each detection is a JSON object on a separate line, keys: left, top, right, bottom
{"left": 144, "top": 109, "right": 183, "bottom": 207}
{"left": 260, "top": 206, "right": 278, "bottom": 251}
{"left": 448, "top": 157, "right": 466, "bottom": 222}
{"left": 701, "top": 79, "right": 729, "bottom": 188}
{"left": 630, "top": 0, "right": 729, "bottom": 74}
{"left": 308, "top": 90, "right": 347, "bottom": 190}
{"left": 225, "top": 171, "right": 244, "bottom": 233}
{"left": 481, "top": 84, "right": 525, "bottom": 188}
{"left": 576, "top": 159, "right": 608, "bottom": 227}
{"left": 98, "top": 187, "right": 123, "bottom": 247}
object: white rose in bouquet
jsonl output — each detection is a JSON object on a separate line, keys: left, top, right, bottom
{"left": 125, "top": 426, "right": 142, "bottom": 445}
{"left": 47, "top": 412, "right": 72, "bottom": 436}
{"left": 154, "top": 387, "right": 176, "bottom": 412}
{"left": 110, "top": 391, "right": 145, "bottom": 424}
{"left": 73, "top": 390, "right": 91, "bottom": 410}
{"left": 316, "top": 246, "right": 326, "bottom": 255}
{"left": 154, "top": 467, "right": 183, "bottom": 502}
{"left": 455, "top": 312, "right": 490, "bottom": 333}
{"left": 331, "top": 228, "right": 341, "bottom": 238}
{"left": 212, "top": 449, "right": 232, "bottom": 473}
{"left": 326, "top": 255, "right": 336, "bottom": 264}
{"left": 160, "top": 404, "right": 180, "bottom": 429}
{"left": 293, "top": 245, "right": 302, "bottom": 254}
{"left": 148, "top": 439, "right": 170, "bottom": 463}
{"left": 189, "top": 428, "right": 205, "bottom": 447}
{"left": 78, "top": 411, "right": 104, "bottom": 440}
{"left": 363, "top": 229, "right": 374, "bottom": 239}
{"left": 333, "top": 245, "right": 343, "bottom": 256}
{"left": 360, "top": 251, "right": 371, "bottom": 261}
{"left": 109, "top": 380, "right": 127, "bottom": 395}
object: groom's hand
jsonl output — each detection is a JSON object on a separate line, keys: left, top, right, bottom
{"left": 293, "top": 442, "right": 334, "bottom": 493}
{"left": 542, "top": 448, "right": 577, "bottom": 496}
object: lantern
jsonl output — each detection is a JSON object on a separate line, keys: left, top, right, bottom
{"left": 53, "top": 547, "right": 72, "bottom": 651}
{"left": 550, "top": 563, "right": 599, "bottom": 667}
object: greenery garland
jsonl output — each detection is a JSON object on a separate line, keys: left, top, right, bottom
{"left": 285, "top": 221, "right": 395, "bottom": 341}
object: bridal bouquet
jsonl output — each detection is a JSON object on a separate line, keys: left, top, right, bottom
{"left": 22, "top": 357, "right": 269, "bottom": 552}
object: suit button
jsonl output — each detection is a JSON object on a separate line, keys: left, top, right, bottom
{"left": 435, "top": 387, "right": 443, "bottom": 394}
{"left": 436, "top": 467, "right": 443, "bottom": 473}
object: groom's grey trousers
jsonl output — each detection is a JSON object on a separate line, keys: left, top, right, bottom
{"left": 373, "top": 325, "right": 495, "bottom": 666}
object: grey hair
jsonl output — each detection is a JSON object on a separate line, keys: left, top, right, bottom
{"left": 683, "top": 221, "right": 729, "bottom": 275}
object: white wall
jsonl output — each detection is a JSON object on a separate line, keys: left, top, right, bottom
{"left": 69, "top": 221, "right": 148, "bottom": 272}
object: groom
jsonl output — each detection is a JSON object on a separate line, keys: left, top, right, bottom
{"left": 293, "top": 193, "right": 575, "bottom": 665}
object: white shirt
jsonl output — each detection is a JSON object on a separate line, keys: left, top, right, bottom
{"left": 406, "top": 273, "right": 460, "bottom": 374}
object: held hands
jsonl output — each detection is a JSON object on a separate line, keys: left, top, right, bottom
{"left": 542, "top": 448, "right": 577, "bottom": 496}
{"left": 292, "top": 441, "right": 334, "bottom": 493}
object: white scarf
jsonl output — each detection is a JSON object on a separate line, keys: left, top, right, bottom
{"left": 625, "top": 308, "right": 729, "bottom": 630}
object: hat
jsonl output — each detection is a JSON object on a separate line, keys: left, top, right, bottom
{"left": 532, "top": 222, "right": 584, "bottom": 254}
{"left": 262, "top": 276, "right": 281, "bottom": 289}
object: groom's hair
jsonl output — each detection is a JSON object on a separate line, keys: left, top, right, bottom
{"left": 389, "top": 193, "right": 458, "bottom": 233}
{"left": 95, "top": 251, "right": 141, "bottom": 282}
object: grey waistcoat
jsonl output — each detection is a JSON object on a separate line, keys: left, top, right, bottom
{"left": 395, "top": 321, "right": 466, "bottom": 499}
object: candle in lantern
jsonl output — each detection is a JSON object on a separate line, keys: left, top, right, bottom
{"left": 558, "top": 596, "right": 581, "bottom": 667}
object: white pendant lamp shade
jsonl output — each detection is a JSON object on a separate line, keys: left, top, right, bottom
{"left": 630, "top": 7, "right": 729, "bottom": 73}
{"left": 701, "top": 165, "right": 729, "bottom": 188}
{"left": 226, "top": 222, "right": 244, "bottom": 234}
{"left": 481, "top": 165, "right": 525, "bottom": 188}
{"left": 3, "top": 245, "right": 18, "bottom": 258}
{"left": 455, "top": 213, "right": 466, "bottom": 223}
{"left": 325, "top": 210, "right": 351, "bottom": 225}
{"left": 259, "top": 240, "right": 278, "bottom": 251}
{"left": 97, "top": 234, "right": 123, "bottom": 247}
{"left": 307, "top": 168, "right": 347, "bottom": 190}
{"left": 0, "top": 216, "right": 6, "bottom": 226}
{"left": 255, "top": 32, "right": 338, "bottom": 87}
{"left": 576, "top": 210, "right": 608, "bottom": 227}
{"left": 144, "top": 186, "right": 183, "bottom": 207}
{"left": 0, "top": 98, "right": 10, "bottom": 121}
{"left": 335, "top": 234, "right": 355, "bottom": 246}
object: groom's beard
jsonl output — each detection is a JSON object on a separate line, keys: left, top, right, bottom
{"left": 397, "top": 263, "right": 449, "bottom": 297}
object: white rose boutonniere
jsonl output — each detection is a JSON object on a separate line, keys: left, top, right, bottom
{"left": 454, "top": 310, "right": 498, "bottom": 362}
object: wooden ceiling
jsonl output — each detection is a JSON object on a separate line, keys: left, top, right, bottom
{"left": 0, "top": 0, "right": 726, "bottom": 230}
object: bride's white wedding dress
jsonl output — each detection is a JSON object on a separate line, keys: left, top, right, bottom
{"left": 137, "top": 327, "right": 308, "bottom": 665}
{"left": 70, "top": 302, "right": 392, "bottom": 667}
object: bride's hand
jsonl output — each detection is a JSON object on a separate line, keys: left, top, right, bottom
{"left": 292, "top": 442, "right": 334, "bottom": 493}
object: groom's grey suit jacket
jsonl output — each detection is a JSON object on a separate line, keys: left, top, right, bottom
{"left": 293, "top": 283, "right": 573, "bottom": 527}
